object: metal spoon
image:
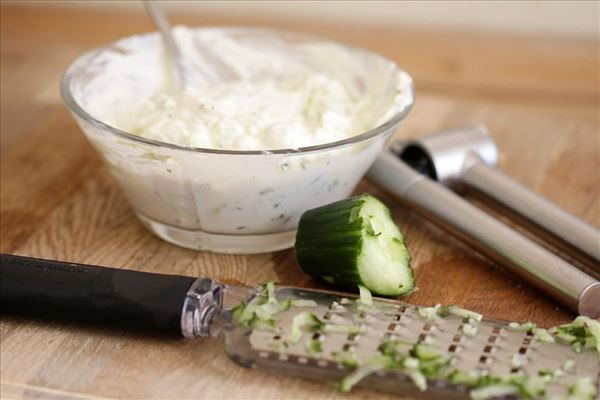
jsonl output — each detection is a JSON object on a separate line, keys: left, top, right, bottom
{"left": 144, "top": 1, "right": 234, "bottom": 89}
{"left": 144, "top": 1, "right": 188, "bottom": 90}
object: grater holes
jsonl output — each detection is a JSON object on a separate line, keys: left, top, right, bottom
{"left": 522, "top": 337, "right": 532, "bottom": 346}
{"left": 312, "top": 332, "right": 321, "bottom": 340}
{"left": 518, "top": 346, "right": 528, "bottom": 355}
{"left": 488, "top": 335, "right": 498, "bottom": 343}
{"left": 526, "top": 330, "right": 534, "bottom": 336}
{"left": 492, "top": 326, "right": 502, "bottom": 335}
{"left": 347, "top": 333, "right": 358, "bottom": 342}
{"left": 446, "top": 321, "right": 464, "bottom": 354}
{"left": 272, "top": 335, "right": 282, "bottom": 340}
{"left": 387, "top": 323, "right": 397, "bottom": 331}
{"left": 342, "top": 343, "right": 354, "bottom": 352}
{"left": 393, "top": 314, "right": 402, "bottom": 322}
{"left": 479, "top": 356, "right": 491, "bottom": 365}
{"left": 418, "top": 333, "right": 432, "bottom": 343}
{"left": 422, "top": 323, "right": 434, "bottom": 332}
{"left": 483, "top": 345, "right": 494, "bottom": 354}
{"left": 323, "top": 312, "right": 332, "bottom": 320}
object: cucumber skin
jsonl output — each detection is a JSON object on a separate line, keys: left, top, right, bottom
{"left": 295, "top": 196, "right": 368, "bottom": 292}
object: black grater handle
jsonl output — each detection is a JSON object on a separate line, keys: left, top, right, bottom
{"left": 0, "top": 254, "right": 196, "bottom": 336}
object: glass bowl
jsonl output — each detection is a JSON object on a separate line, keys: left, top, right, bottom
{"left": 61, "top": 27, "right": 414, "bottom": 254}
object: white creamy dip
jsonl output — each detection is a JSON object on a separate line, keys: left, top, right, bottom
{"left": 128, "top": 75, "right": 364, "bottom": 150}
{"left": 82, "top": 26, "right": 410, "bottom": 151}
{"left": 67, "top": 27, "right": 414, "bottom": 253}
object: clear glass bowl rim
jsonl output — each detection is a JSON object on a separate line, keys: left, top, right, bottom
{"left": 60, "top": 26, "right": 415, "bottom": 156}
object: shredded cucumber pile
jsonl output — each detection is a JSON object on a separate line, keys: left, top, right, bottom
{"left": 232, "top": 282, "right": 291, "bottom": 331}
{"left": 550, "top": 317, "right": 600, "bottom": 357}
{"left": 340, "top": 292, "right": 599, "bottom": 399}
{"left": 232, "top": 283, "right": 599, "bottom": 400}
{"left": 288, "top": 312, "right": 363, "bottom": 343}
{"left": 232, "top": 283, "right": 319, "bottom": 333}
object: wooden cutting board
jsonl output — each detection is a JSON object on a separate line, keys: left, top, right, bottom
{"left": 1, "top": 4, "right": 598, "bottom": 400}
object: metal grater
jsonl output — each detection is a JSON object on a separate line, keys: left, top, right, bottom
{"left": 222, "top": 287, "right": 599, "bottom": 399}
{"left": 2, "top": 254, "right": 598, "bottom": 399}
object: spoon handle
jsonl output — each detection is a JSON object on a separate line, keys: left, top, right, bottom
{"left": 144, "top": 0, "right": 187, "bottom": 89}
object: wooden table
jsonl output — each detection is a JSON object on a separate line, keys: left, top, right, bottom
{"left": 1, "top": 4, "right": 598, "bottom": 399}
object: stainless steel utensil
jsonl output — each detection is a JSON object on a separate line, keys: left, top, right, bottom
{"left": 367, "top": 146, "right": 600, "bottom": 318}
{"left": 396, "top": 125, "right": 600, "bottom": 266}
{"left": 2, "top": 254, "right": 597, "bottom": 399}
{"left": 143, "top": 1, "right": 234, "bottom": 88}
{"left": 144, "top": 1, "right": 188, "bottom": 89}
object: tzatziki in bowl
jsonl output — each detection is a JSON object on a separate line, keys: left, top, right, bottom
{"left": 61, "top": 26, "right": 414, "bottom": 254}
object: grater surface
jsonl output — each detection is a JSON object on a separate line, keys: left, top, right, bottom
{"left": 223, "top": 287, "right": 599, "bottom": 399}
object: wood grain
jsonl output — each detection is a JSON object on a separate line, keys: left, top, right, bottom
{"left": 1, "top": 4, "right": 599, "bottom": 400}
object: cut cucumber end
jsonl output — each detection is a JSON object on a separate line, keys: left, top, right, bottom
{"left": 295, "top": 194, "right": 415, "bottom": 297}
{"left": 356, "top": 195, "right": 414, "bottom": 296}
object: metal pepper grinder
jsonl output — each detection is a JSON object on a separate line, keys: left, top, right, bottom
{"left": 367, "top": 126, "right": 600, "bottom": 318}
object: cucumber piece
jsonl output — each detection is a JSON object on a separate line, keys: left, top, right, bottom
{"left": 295, "top": 194, "right": 414, "bottom": 296}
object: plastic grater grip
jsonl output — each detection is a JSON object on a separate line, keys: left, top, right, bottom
{"left": 0, "top": 254, "right": 196, "bottom": 336}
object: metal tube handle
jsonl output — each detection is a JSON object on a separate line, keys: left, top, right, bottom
{"left": 368, "top": 151, "right": 600, "bottom": 317}
{"left": 462, "top": 156, "right": 600, "bottom": 264}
